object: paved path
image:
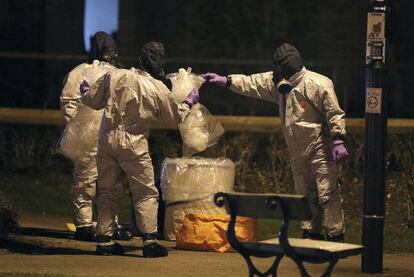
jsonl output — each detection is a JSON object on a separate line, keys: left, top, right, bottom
{"left": 0, "top": 212, "right": 413, "bottom": 277}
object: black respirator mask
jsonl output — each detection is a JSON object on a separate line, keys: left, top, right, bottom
{"left": 272, "top": 64, "right": 293, "bottom": 94}
{"left": 272, "top": 43, "right": 304, "bottom": 94}
{"left": 88, "top": 31, "right": 121, "bottom": 67}
{"left": 102, "top": 47, "right": 120, "bottom": 67}
{"left": 136, "top": 42, "right": 166, "bottom": 80}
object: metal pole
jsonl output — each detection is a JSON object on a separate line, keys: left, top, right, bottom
{"left": 362, "top": 0, "right": 388, "bottom": 273}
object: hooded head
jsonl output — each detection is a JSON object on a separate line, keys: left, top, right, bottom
{"left": 272, "top": 43, "right": 304, "bottom": 80}
{"left": 88, "top": 31, "right": 120, "bottom": 67}
{"left": 136, "top": 41, "right": 166, "bottom": 80}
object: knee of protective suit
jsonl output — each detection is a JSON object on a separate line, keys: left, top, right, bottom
{"left": 319, "top": 195, "right": 331, "bottom": 206}
{"left": 71, "top": 184, "right": 94, "bottom": 199}
{"left": 319, "top": 187, "right": 343, "bottom": 207}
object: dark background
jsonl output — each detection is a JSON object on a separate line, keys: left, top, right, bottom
{"left": 0, "top": 0, "right": 412, "bottom": 118}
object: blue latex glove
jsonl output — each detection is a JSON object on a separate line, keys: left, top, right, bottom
{"left": 333, "top": 140, "right": 349, "bottom": 163}
{"left": 183, "top": 88, "right": 199, "bottom": 107}
{"left": 202, "top": 72, "right": 228, "bottom": 86}
{"left": 80, "top": 80, "right": 90, "bottom": 95}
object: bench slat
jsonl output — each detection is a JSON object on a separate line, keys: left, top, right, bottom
{"left": 222, "top": 192, "right": 313, "bottom": 220}
{"left": 260, "top": 238, "right": 363, "bottom": 259}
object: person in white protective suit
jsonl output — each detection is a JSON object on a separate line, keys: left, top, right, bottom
{"left": 60, "top": 31, "right": 132, "bottom": 242}
{"left": 202, "top": 43, "right": 349, "bottom": 242}
{"left": 81, "top": 41, "right": 200, "bottom": 257}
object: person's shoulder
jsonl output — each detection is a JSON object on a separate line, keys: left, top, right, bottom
{"left": 116, "top": 68, "right": 133, "bottom": 75}
{"left": 152, "top": 77, "right": 168, "bottom": 87}
{"left": 108, "top": 68, "right": 133, "bottom": 78}
{"left": 94, "top": 60, "right": 117, "bottom": 71}
{"left": 131, "top": 68, "right": 167, "bottom": 89}
{"left": 262, "top": 71, "right": 274, "bottom": 78}
{"left": 305, "top": 70, "right": 333, "bottom": 88}
{"left": 67, "top": 63, "right": 88, "bottom": 75}
{"left": 251, "top": 71, "right": 273, "bottom": 78}
{"left": 62, "top": 63, "right": 89, "bottom": 85}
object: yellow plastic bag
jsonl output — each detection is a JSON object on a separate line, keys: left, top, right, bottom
{"left": 176, "top": 213, "right": 257, "bottom": 253}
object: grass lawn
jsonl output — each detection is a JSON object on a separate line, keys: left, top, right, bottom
{"left": 1, "top": 170, "right": 414, "bottom": 252}
{"left": 0, "top": 170, "right": 132, "bottom": 223}
{"left": 0, "top": 272, "right": 70, "bottom": 277}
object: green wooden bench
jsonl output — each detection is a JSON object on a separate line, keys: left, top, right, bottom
{"left": 214, "top": 192, "right": 363, "bottom": 277}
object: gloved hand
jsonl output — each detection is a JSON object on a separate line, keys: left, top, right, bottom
{"left": 333, "top": 140, "right": 349, "bottom": 163}
{"left": 202, "top": 72, "right": 228, "bottom": 86}
{"left": 80, "top": 80, "right": 90, "bottom": 94}
{"left": 183, "top": 88, "right": 200, "bottom": 107}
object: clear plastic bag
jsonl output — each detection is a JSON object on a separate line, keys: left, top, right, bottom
{"left": 59, "top": 105, "right": 103, "bottom": 160}
{"left": 59, "top": 61, "right": 112, "bottom": 160}
{"left": 166, "top": 67, "right": 205, "bottom": 103}
{"left": 167, "top": 67, "right": 225, "bottom": 156}
{"left": 179, "top": 104, "right": 225, "bottom": 156}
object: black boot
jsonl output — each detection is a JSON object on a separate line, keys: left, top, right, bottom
{"left": 112, "top": 225, "right": 134, "bottom": 241}
{"left": 142, "top": 233, "right": 168, "bottom": 258}
{"left": 96, "top": 235, "right": 125, "bottom": 256}
{"left": 302, "top": 230, "right": 325, "bottom": 240}
{"left": 74, "top": 226, "right": 96, "bottom": 242}
{"left": 326, "top": 233, "right": 344, "bottom": 243}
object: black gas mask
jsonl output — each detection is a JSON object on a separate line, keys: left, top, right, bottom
{"left": 102, "top": 47, "right": 120, "bottom": 67}
{"left": 136, "top": 41, "right": 166, "bottom": 80}
{"left": 272, "top": 43, "right": 304, "bottom": 94}
{"left": 272, "top": 64, "right": 293, "bottom": 94}
{"left": 88, "top": 31, "right": 121, "bottom": 68}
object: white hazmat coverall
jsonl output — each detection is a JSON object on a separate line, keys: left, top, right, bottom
{"left": 82, "top": 68, "right": 190, "bottom": 236}
{"left": 228, "top": 67, "right": 346, "bottom": 236}
{"left": 60, "top": 60, "right": 115, "bottom": 228}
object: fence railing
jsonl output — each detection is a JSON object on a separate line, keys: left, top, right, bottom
{"left": 1, "top": 108, "right": 414, "bottom": 134}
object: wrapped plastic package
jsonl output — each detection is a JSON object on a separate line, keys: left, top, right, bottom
{"left": 160, "top": 157, "right": 235, "bottom": 240}
{"left": 59, "top": 61, "right": 112, "bottom": 160}
{"left": 167, "top": 67, "right": 225, "bottom": 156}
{"left": 176, "top": 213, "right": 257, "bottom": 252}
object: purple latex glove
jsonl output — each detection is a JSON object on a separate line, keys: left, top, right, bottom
{"left": 183, "top": 88, "right": 200, "bottom": 107}
{"left": 202, "top": 72, "right": 228, "bottom": 86}
{"left": 80, "top": 80, "right": 90, "bottom": 95}
{"left": 333, "top": 140, "right": 349, "bottom": 163}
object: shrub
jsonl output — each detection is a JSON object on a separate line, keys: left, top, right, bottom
{"left": 0, "top": 124, "right": 70, "bottom": 173}
{"left": 0, "top": 191, "right": 18, "bottom": 238}
{"left": 1, "top": 124, "right": 413, "bottom": 228}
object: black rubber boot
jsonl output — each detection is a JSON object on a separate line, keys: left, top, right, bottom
{"left": 142, "top": 233, "right": 168, "bottom": 258}
{"left": 96, "top": 236, "right": 125, "bottom": 256}
{"left": 143, "top": 242, "right": 168, "bottom": 258}
{"left": 112, "top": 226, "right": 134, "bottom": 241}
{"left": 302, "top": 230, "right": 325, "bottom": 240}
{"left": 326, "top": 233, "right": 344, "bottom": 243}
{"left": 74, "top": 226, "right": 96, "bottom": 242}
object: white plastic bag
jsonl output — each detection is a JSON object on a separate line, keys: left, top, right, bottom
{"left": 59, "top": 105, "right": 103, "bottom": 160}
{"left": 166, "top": 67, "right": 205, "bottom": 103}
{"left": 179, "top": 104, "right": 225, "bottom": 156}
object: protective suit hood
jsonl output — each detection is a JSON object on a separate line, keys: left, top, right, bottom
{"left": 136, "top": 41, "right": 166, "bottom": 80}
{"left": 88, "top": 31, "right": 120, "bottom": 67}
{"left": 272, "top": 43, "right": 304, "bottom": 79}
